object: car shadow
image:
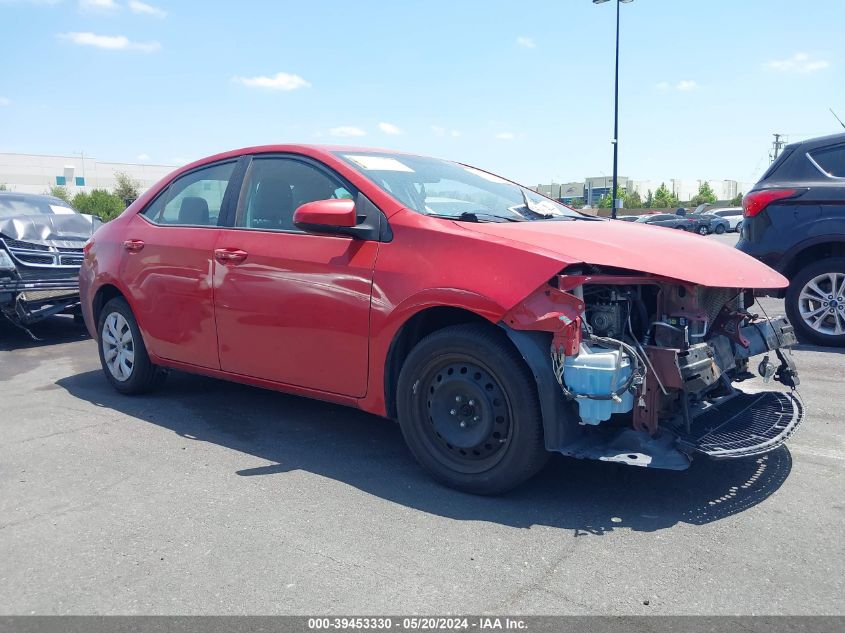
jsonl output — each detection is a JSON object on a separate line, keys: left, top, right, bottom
{"left": 792, "top": 343, "right": 845, "bottom": 355}
{"left": 0, "top": 314, "right": 89, "bottom": 351}
{"left": 56, "top": 369, "right": 793, "bottom": 535}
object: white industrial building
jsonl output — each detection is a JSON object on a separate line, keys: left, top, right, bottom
{"left": 0, "top": 152, "right": 176, "bottom": 195}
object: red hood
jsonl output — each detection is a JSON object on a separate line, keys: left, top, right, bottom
{"left": 464, "top": 219, "right": 787, "bottom": 289}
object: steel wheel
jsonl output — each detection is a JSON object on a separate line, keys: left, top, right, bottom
{"left": 101, "top": 312, "right": 135, "bottom": 381}
{"left": 798, "top": 272, "right": 845, "bottom": 336}
{"left": 422, "top": 359, "right": 512, "bottom": 472}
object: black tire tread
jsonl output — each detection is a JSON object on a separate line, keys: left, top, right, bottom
{"left": 396, "top": 323, "right": 549, "bottom": 495}
{"left": 97, "top": 297, "right": 166, "bottom": 394}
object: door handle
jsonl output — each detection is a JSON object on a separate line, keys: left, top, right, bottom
{"left": 123, "top": 239, "right": 145, "bottom": 252}
{"left": 214, "top": 248, "right": 248, "bottom": 265}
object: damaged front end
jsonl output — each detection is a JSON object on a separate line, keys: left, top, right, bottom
{"left": 0, "top": 213, "right": 98, "bottom": 327}
{"left": 501, "top": 267, "right": 803, "bottom": 470}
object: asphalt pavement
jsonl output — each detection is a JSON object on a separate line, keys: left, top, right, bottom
{"left": 0, "top": 232, "right": 842, "bottom": 615}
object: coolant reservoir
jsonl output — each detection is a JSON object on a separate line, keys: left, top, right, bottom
{"left": 564, "top": 343, "right": 634, "bottom": 425}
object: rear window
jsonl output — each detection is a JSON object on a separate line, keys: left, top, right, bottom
{"left": 715, "top": 209, "right": 741, "bottom": 217}
{"left": 759, "top": 147, "right": 795, "bottom": 181}
{"left": 809, "top": 144, "right": 845, "bottom": 178}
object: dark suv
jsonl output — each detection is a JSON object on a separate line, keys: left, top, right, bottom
{"left": 738, "top": 132, "right": 845, "bottom": 347}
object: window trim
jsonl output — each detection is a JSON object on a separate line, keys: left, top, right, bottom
{"left": 228, "top": 153, "right": 357, "bottom": 235}
{"left": 806, "top": 144, "right": 845, "bottom": 181}
{"left": 139, "top": 158, "right": 244, "bottom": 228}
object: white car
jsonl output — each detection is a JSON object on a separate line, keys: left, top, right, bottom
{"left": 711, "top": 207, "right": 744, "bottom": 232}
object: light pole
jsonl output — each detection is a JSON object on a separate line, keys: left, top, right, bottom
{"left": 593, "top": 0, "right": 632, "bottom": 219}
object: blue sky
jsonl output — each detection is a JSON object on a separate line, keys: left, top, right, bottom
{"left": 1, "top": 0, "right": 843, "bottom": 185}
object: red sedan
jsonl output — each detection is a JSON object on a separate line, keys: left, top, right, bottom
{"left": 80, "top": 145, "right": 804, "bottom": 494}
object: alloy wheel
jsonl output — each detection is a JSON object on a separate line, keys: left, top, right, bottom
{"left": 101, "top": 312, "right": 135, "bottom": 382}
{"left": 798, "top": 272, "right": 845, "bottom": 336}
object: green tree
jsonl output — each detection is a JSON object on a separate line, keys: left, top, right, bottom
{"left": 113, "top": 171, "right": 141, "bottom": 205}
{"left": 72, "top": 189, "right": 126, "bottom": 222}
{"left": 47, "top": 185, "right": 71, "bottom": 203}
{"left": 690, "top": 181, "right": 717, "bottom": 206}
{"left": 644, "top": 189, "right": 654, "bottom": 208}
{"left": 598, "top": 188, "right": 636, "bottom": 209}
{"left": 652, "top": 182, "right": 679, "bottom": 208}
{"left": 627, "top": 190, "right": 643, "bottom": 209}
{"left": 730, "top": 191, "right": 743, "bottom": 206}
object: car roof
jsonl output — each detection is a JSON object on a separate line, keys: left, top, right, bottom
{"left": 0, "top": 191, "right": 73, "bottom": 206}
{"left": 784, "top": 131, "right": 845, "bottom": 152}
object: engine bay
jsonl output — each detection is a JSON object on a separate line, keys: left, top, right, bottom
{"left": 502, "top": 266, "right": 803, "bottom": 469}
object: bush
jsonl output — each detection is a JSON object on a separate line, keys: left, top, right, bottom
{"left": 72, "top": 189, "right": 126, "bottom": 222}
{"left": 47, "top": 185, "right": 72, "bottom": 203}
{"left": 113, "top": 171, "right": 141, "bottom": 205}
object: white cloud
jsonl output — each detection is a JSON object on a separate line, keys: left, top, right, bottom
{"left": 0, "top": 97, "right": 10, "bottom": 106}
{"left": 233, "top": 72, "right": 310, "bottom": 91}
{"left": 79, "top": 0, "right": 118, "bottom": 10}
{"left": 656, "top": 80, "right": 698, "bottom": 92}
{"left": 431, "top": 125, "right": 461, "bottom": 138}
{"left": 495, "top": 132, "right": 516, "bottom": 140}
{"left": 137, "top": 153, "right": 150, "bottom": 161}
{"left": 378, "top": 122, "right": 402, "bottom": 135}
{"left": 128, "top": 0, "right": 166, "bottom": 17}
{"left": 516, "top": 36, "right": 536, "bottom": 49}
{"left": 60, "top": 31, "right": 161, "bottom": 52}
{"left": 329, "top": 126, "right": 366, "bottom": 138}
{"left": 766, "top": 52, "right": 830, "bottom": 74}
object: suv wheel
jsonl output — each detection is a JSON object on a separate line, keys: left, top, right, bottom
{"left": 735, "top": 220, "right": 743, "bottom": 233}
{"left": 786, "top": 258, "right": 845, "bottom": 347}
{"left": 396, "top": 324, "right": 549, "bottom": 494}
{"left": 98, "top": 297, "right": 167, "bottom": 393}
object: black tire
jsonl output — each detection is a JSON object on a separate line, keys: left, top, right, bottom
{"left": 396, "top": 324, "right": 549, "bottom": 495}
{"left": 785, "top": 258, "right": 845, "bottom": 348}
{"left": 697, "top": 225, "right": 709, "bottom": 236}
{"left": 97, "top": 297, "right": 166, "bottom": 394}
{"left": 735, "top": 221, "right": 743, "bottom": 233}
{"left": 714, "top": 224, "right": 726, "bottom": 234}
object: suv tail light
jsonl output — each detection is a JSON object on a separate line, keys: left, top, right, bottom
{"left": 742, "top": 188, "right": 800, "bottom": 218}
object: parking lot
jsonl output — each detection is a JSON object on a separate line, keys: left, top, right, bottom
{"left": 0, "top": 233, "right": 843, "bottom": 615}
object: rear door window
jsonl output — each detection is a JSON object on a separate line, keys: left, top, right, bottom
{"left": 143, "top": 162, "right": 237, "bottom": 226}
{"left": 809, "top": 144, "right": 845, "bottom": 178}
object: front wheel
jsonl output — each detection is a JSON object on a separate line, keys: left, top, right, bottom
{"left": 396, "top": 324, "right": 549, "bottom": 494}
{"left": 98, "top": 297, "right": 166, "bottom": 394}
{"left": 735, "top": 221, "right": 743, "bottom": 233}
{"left": 697, "top": 225, "right": 709, "bottom": 235}
{"left": 785, "top": 258, "right": 845, "bottom": 347}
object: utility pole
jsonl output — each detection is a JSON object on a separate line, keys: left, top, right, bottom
{"left": 769, "top": 134, "right": 786, "bottom": 163}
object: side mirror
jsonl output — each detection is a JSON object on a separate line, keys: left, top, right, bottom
{"left": 293, "top": 199, "right": 357, "bottom": 230}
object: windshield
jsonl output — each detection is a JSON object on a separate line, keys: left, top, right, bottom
{"left": 335, "top": 152, "right": 586, "bottom": 222}
{"left": 0, "top": 196, "right": 76, "bottom": 219}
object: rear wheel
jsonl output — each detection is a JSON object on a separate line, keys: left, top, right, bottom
{"left": 735, "top": 220, "right": 743, "bottom": 233}
{"left": 97, "top": 297, "right": 166, "bottom": 394}
{"left": 714, "top": 224, "right": 726, "bottom": 234}
{"left": 697, "top": 225, "right": 709, "bottom": 236}
{"left": 396, "top": 324, "right": 548, "bottom": 494}
{"left": 785, "top": 258, "right": 845, "bottom": 347}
